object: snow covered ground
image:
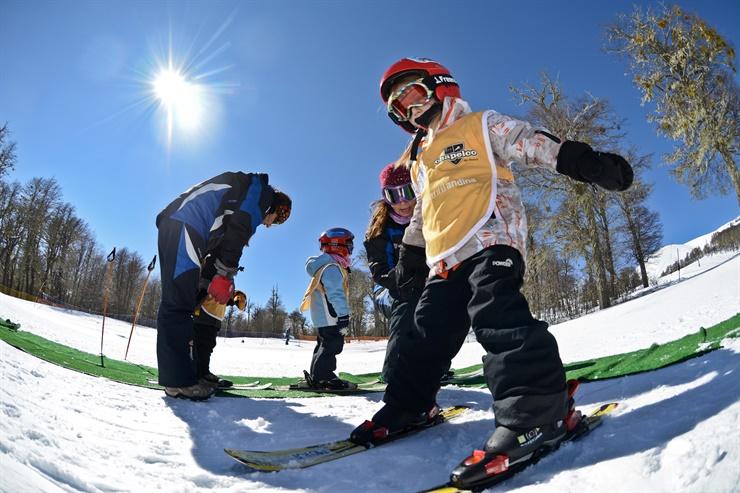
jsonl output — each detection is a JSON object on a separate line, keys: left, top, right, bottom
{"left": 1, "top": 249, "right": 739, "bottom": 491}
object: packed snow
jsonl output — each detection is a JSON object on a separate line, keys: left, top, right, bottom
{"left": 1, "top": 245, "right": 739, "bottom": 491}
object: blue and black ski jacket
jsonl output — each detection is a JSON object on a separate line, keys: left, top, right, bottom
{"left": 156, "top": 172, "right": 274, "bottom": 273}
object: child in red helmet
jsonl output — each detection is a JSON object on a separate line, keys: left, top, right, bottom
{"left": 350, "top": 58, "right": 633, "bottom": 487}
{"left": 298, "top": 227, "right": 357, "bottom": 390}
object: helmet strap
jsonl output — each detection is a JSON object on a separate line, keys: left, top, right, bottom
{"left": 409, "top": 128, "right": 427, "bottom": 163}
{"left": 413, "top": 102, "right": 442, "bottom": 129}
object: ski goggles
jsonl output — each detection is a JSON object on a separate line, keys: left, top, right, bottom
{"left": 383, "top": 183, "right": 416, "bottom": 204}
{"left": 273, "top": 204, "right": 291, "bottom": 224}
{"left": 386, "top": 81, "right": 433, "bottom": 122}
{"left": 324, "top": 240, "right": 354, "bottom": 254}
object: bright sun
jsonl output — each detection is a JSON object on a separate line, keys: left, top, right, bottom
{"left": 151, "top": 67, "right": 206, "bottom": 144}
{"left": 153, "top": 69, "right": 188, "bottom": 107}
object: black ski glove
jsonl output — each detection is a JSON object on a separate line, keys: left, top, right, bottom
{"left": 337, "top": 315, "right": 349, "bottom": 336}
{"left": 556, "top": 141, "right": 634, "bottom": 192}
{"left": 201, "top": 255, "right": 238, "bottom": 282}
{"left": 395, "top": 244, "right": 429, "bottom": 301}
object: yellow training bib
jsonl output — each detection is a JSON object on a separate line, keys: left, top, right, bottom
{"left": 413, "top": 111, "right": 512, "bottom": 263}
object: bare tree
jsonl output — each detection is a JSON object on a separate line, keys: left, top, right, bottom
{"left": 288, "top": 308, "right": 308, "bottom": 336}
{"left": 0, "top": 180, "right": 23, "bottom": 286}
{"left": 265, "top": 285, "right": 287, "bottom": 336}
{"left": 0, "top": 123, "right": 16, "bottom": 178}
{"left": 18, "top": 178, "right": 62, "bottom": 294}
{"left": 513, "top": 74, "right": 626, "bottom": 308}
{"left": 614, "top": 153, "right": 664, "bottom": 288}
{"left": 347, "top": 264, "right": 372, "bottom": 337}
{"left": 40, "top": 203, "right": 83, "bottom": 296}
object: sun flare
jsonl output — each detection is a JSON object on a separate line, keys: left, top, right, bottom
{"left": 131, "top": 17, "right": 237, "bottom": 151}
{"left": 151, "top": 67, "right": 207, "bottom": 144}
{"left": 153, "top": 69, "right": 188, "bottom": 107}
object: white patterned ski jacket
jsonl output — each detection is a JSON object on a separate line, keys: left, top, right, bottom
{"left": 402, "top": 98, "right": 563, "bottom": 276}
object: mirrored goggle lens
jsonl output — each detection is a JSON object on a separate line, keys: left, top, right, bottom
{"left": 387, "top": 82, "right": 432, "bottom": 122}
{"left": 323, "top": 240, "right": 353, "bottom": 254}
{"left": 383, "top": 183, "right": 416, "bottom": 204}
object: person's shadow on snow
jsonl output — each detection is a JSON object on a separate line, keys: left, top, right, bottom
{"left": 163, "top": 386, "right": 494, "bottom": 491}
{"left": 162, "top": 344, "right": 739, "bottom": 493}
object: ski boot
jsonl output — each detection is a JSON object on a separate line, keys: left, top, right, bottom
{"left": 164, "top": 381, "right": 215, "bottom": 401}
{"left": 202, "top": 371, "right": 234, "bottom": 389}
{"left": 349, "top": 402, "right": 441, "bottom": 446}
{"left": 439, "top": 370, "right": 455, "bottom": 384}
{"left": 449, "top": 380, "right": 581, "bottom": 490}
{"left": 317, "top": 377, "right": 358, "bottom": 390}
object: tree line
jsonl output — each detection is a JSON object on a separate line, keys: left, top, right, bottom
{"left": 1, "top": 4, "right": 736, "bottom": 335}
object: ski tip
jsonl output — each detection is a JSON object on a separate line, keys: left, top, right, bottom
{"left": 224, "top": 449, "right": 284, "bottom": 472}
{"left": 594, "top": 402, "right": 619, "bottom": 415}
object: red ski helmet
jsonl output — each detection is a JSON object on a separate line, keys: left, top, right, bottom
{"left": 319, "top": 227, "right": 354, "bottom": 256}
{"left": 380, "top": 57, "right": 461, "bottom": 133}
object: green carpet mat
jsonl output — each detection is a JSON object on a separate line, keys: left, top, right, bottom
{"left": 436, "top": 313, "right": 740, "bottom": 387}
{"left": 0, "top": 318, "right": 365, "bottom": 398}
{"left": 1, "top": 313, "right": 738, "bottom": 397}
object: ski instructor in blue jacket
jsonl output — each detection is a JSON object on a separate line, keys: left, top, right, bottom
{"left": 155, "top": 172, "right": 291, "bottom": 400}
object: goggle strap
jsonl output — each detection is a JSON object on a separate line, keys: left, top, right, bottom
{"left": 420, "top": 73, "right": 457, "bottom": 93}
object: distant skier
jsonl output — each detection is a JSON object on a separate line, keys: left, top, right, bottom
{"left": 192, "top": 289, "right": 247, "bottom": 390}
{"left": 284, "top": 327, "right": 291, "bottom": 345}
{"left": 155, "top": 172, "right": 291, "bottom": 400}
{"left": 299, "top": 228, "right": 357, "bottom": 390}
{"left": 350, "top": 57, "right": 633, "bottom": 480}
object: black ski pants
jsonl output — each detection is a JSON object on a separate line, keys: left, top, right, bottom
{"left": 156, "top": 217, "right": 203, "bottom": 387}
{"left": 310, "top": 325, "right": 345, "bottom": 382}
{"left": 193, "top": 323, "right": 219, "bottom": 379}
{"left": 383, "top": 245, "right": 567, "bottom": 428}
{"left": 382, "top": 293, "right": 422, "bottom": 384}
{"left": 383, "top": 293, "right": 454, "bottom": 385}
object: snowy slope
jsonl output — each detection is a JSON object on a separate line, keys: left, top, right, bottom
{"left": 643, "top": 215, "right": 739, "bottom": 280}
{"left": 1, "top": 253, "right": 739, "bottom": 492}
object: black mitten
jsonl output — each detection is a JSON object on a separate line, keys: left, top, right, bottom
{"left": 557, "top": 141, "right": 634, "bottom": 191}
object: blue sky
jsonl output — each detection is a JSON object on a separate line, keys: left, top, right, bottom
{"left": 1, "top": 0, "right": 738, "bottom": 311}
